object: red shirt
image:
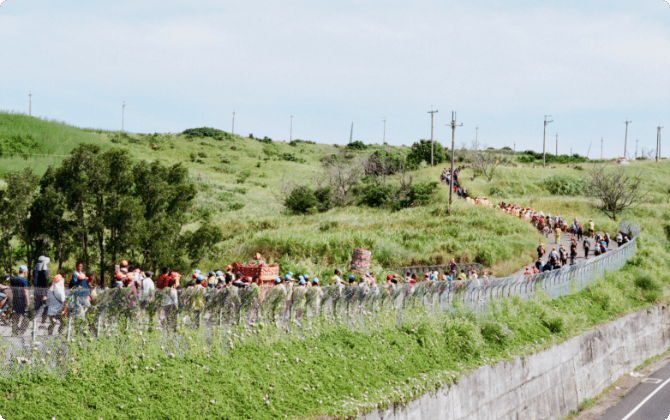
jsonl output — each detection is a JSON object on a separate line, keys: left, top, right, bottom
{"left": 156, "top": 274, "right": 170, "bottom": 289}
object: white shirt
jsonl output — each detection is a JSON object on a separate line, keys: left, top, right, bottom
{"left": 141, "top": 278, "right": 155, "bottom": 301}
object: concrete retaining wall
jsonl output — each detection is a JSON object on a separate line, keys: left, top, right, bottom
{"left": 362, "top": 305, "right": 670, "bottom": 420}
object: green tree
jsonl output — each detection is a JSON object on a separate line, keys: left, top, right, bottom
{"left": 0, "top": 168, "right": 39, "bottom": 276}
{"left": 406, "top": 139, "right": 446, "bottom": 168}
{"left": 26, "top": 168, "right": 77, "bottom": 272}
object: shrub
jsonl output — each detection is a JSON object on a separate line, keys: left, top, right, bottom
{"left": 233, "top": 187, "right": 247, "bottom": 195}
{"left": 212, "top": 164, "right": 236, "bottom": 174}
{"left": 198, "top": 151, "right": 207, "bottom": 158}
{"left": 313, "top": 186, "right": 332, "bottom": 212}
{"left": 257, "top": 136, "right": 272, "bottom": 144}
{"left": 360, "top": 183, "right": 395, "bottom": 207}
{"left": 182, "top": 127, "right": 231, "bottom": 141}
{"left": 395, "top": 182, "right": 439, "bottom": 210}
{"left": 284, "top": 185, "right": 318, "bottom": 214}
{"left": 289, "top": 139, "right": 316, "bottom": 146}
{"left": 543, "top": 175, "right": 587, "bottom": 196}
{"left": 236, "top": 170, "right": 251, "bottom": 184}
{"left": 442, "top": 318, "right": 484, "bottom": 358}
{"left": 346, "top": 141, "right": 368, "bottom": 150}
{"left": 228, "top": 202, "right": 245, "bottom": 211}
{"left": 189, "top": 152, "right": 197, "bottom": 162}
{"left": 280, "top": 153, "right": 306, "bottom": 163}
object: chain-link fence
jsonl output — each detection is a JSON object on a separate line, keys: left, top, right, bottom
{"left": 0, "top": 221, "right": 638, "bottom": 375}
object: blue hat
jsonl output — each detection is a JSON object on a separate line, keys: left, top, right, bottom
{"left": 18, "top": 265, "right": 27, "bottom": 272}
{"left": 349, "top": 274, "right": 354, "bottom": 279}
{"left": 274, "top": 277, "right": 281, "bottom": 284}
{"left": 287, "top": 271, "right": 293, "bottom": 276}
{"left": 312, "top": 278, "right": 319, "bottom": 284}
{"left": 216, "top": 270, "right": 223, "bottom": 276}
{"left": 284, "top": 274, "right": 291, "bottom": 280}
{"left": 208, "top": 271, "right": 215, "bottom": 276}
{"left": 193, "top": 269, "right": 201, "bottom": 274}
{"left": 196, "top": 275, "right": 205, "bottom": 281}
{"left": 304, "top": 274, "right": 310, "bottom": 279}
{"left": 298, "top": 275, "right": 304, "bottom": 282}
{"left": 299, "top": 279, "right": 306, "bottom": 285}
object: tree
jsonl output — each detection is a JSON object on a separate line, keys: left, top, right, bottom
{"left": 472, "top": 149, "right": 511, "bottom": 182}
{"left": 587, "top": 163, "right": 646, "bottom": 220}
{"left": 26, "top": 168, "right": 77, "bottom": 272}
{"left": 406, "top": 139, "right": 445, "bottom": 168}
{"left": 321, "top": 150, "right": 362, "bottom": 206}
{"left": 0, "top": 168, "right": 39, "bottom": 276}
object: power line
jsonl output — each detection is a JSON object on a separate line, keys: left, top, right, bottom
{"left": 542, "top": 115, "right": 553, "bottom": 167}
{"left": 427, "top": 108, "right": 439, "bottom": 166}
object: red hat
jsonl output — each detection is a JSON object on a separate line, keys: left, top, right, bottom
{"left": 386, "top": 274, "right": 392, "bottom": 280}
{"left": 120, "top": 260, "right": 128, "bottom": 267}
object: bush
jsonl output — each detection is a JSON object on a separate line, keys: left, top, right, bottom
{"left": 236, "top": 170, "right": 251, "bottom": 184}
{"left": 360, "top": 183, "right": 395, "bottom": 207}
{"left": 198, "top": 151, "right": 207, "bottom": 158}
{"left": 346, "top": 141, "right": 368, "bottom": 151}
{"left": 182, "top": 127, "right": 231, "bottom": 141}
{"left": 313, "top": 186, "right": 332, "bottom": 212}
{"left": 284, "top": 186, "right": 318, "bottom": 214}
{"left": 289, "top": 139, "right": 316, "bottom": 146}
{"left": 543, "top": 175, "right": 587, "bottom": 196}
{"left": 395, "top": 182, "right": 439, "bottom": 210}
{"left": 634, "top": 273, "right": 662, "bottom": 302}
{"left": 257, "top": 136, "right": 272, "bottom": 144}
{"left": 212, "top": 164, "right": 236, "bottom": 174}
{"left": 280, "top": 153, "right": 306, "bottom": 163}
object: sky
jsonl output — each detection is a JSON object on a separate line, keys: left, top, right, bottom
{"left": 1, "top": 0, "right": 669, "bottom": 158}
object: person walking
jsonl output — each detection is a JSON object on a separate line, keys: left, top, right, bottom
{"left": 537, "top": 242, "right": 545, "bottom": 259}
{"left": 554, "top": 226, "right": 561, "bottom": 244}
{"left": 11, "top": 265, "right": 30, "bottom": 335}
{"left": 583, "top": 237, "right": 590, "bottom": 259}
{"left": 46, "top": 272, "right": 66, "bottom": 335}
{"left": 588, "top": 219, "right": 595, "bottom": 237}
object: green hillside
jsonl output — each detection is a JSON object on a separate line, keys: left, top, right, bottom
{"left": 0, "top": 112, "right": 543, "bottom": 278}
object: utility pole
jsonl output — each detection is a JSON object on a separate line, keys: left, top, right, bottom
{"left": 122, "top": 101, "right": 126, "bottom": 132}
{"left": 514, "top": 141, "right": 516, "bottom": 153}
{"left": 570, "top": 147, "right": 572, "bottom": 156}
{"left": 382, "top": 118, "right": 386, "bottom": 144}
{"left": 349, "top": 122, "right": 354, "bottom": 144}
{"left": 290, "top": 115, "right": 293, "bottom": 141}
{"left": 543, "top": 115, "right": 553, "bottom": 167}
{"left": 474, "top": 126, "right": 479, "bottom": 150}
{"left": 635, "top": 139, "right": 638, "bottom": 160}
{"left": 29, "top": 92, "right": 32, "bottom": 117}
{"left": 427, "top": 108, "right": 439, "bottom": 166}
{"left": 232, "top": 110, "right": 235, "bottom": 135}
{"left": 623, "top": 119, "right": 632, "bottom": 158}
{"left": 658, "top": 126, "right": 664, "bottom": 161}
{"left": 447, "top": 111, "right": 463, "bottom": 207}
{"left": 555, "top": 133, "right": 558, "bottom": 156}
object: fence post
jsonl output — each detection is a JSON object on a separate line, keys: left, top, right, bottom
{"left": 96, "top": 314, "right": 102, "bottom": 337}
{"left": 66, "top": 318, "right": 72, "bottom": 342}
{"left": 32, "top": 316, "right": 37, "bottom": 344}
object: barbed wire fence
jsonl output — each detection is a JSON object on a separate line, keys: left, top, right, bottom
{"left": 0, "top": 221, "right": 638, "bottom": 376}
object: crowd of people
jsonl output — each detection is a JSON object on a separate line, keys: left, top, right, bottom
{"left": 497, "top": 203, "right": 633, "bottom": 276}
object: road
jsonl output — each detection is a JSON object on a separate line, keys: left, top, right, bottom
{"left": 597, "top": 360, "right": 670, "bottom": 420}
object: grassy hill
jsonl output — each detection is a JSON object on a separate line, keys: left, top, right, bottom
{"left": 0, "top": 112, "right": 544, "bottom": 277}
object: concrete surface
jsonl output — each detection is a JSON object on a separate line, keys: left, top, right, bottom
{"left": 358, "top": 305, "right": 670, "bottom": 420}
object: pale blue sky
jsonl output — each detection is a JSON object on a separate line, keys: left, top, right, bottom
{"left": 1, "top": 0, "right": 668, "bottom": 158}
